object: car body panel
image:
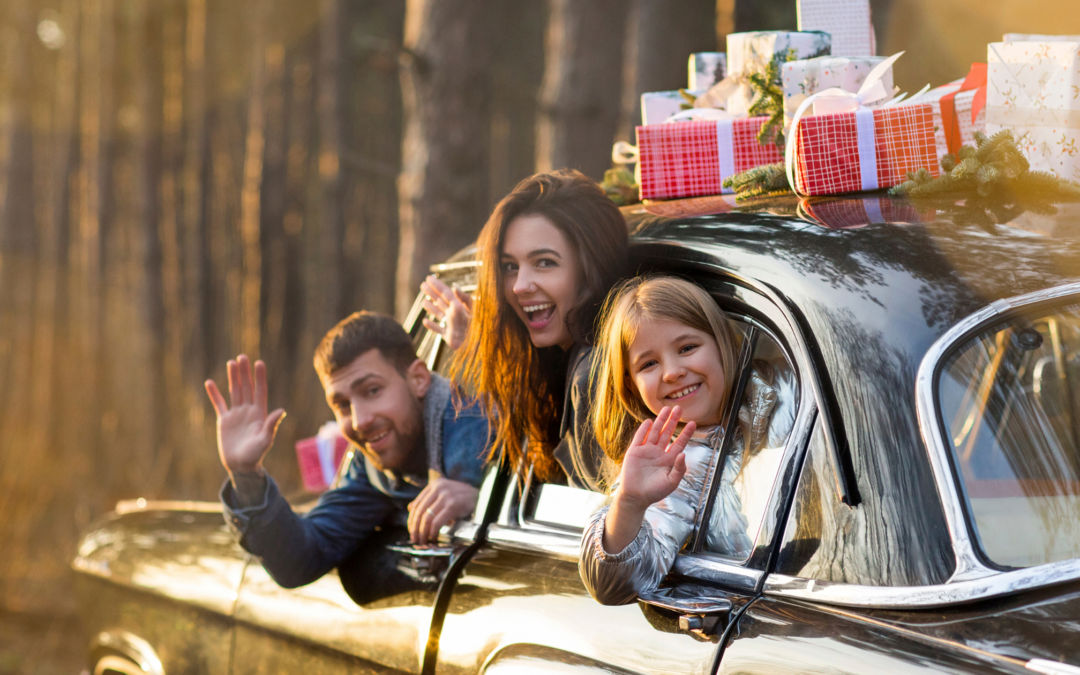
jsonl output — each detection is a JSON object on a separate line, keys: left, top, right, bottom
{"left": 72, "top": 507, "right": 244, "bottom": 674}
{"left": 71, "top": 194, "right": 1080, "bottom": 674}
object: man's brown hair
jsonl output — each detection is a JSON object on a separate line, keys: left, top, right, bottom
{"left": 314, "top": 311, "right": 418, "bottom": 377}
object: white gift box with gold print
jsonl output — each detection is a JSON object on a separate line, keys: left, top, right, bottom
{"left": 782, "top": 56, "right": 893, "bottom": 121}
{"left": 986, "top": 41, "right": 1080, "bottom": 182}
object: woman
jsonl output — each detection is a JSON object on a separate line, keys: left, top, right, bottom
{"left": 423, "top": 170, "right": 629, "bottom": 490}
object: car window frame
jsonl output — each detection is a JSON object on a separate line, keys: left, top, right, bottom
{"left": 480, "top": 271, "right": 819, "bottom": 595}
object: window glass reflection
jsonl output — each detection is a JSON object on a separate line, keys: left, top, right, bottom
{"left": 938, "top": 304, "right": 1080, "bottom": 568}
{"left": 703, "top": 331, "right": 798, "bottom": 560}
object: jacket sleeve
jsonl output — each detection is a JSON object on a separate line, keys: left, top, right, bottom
{"left": 221, "top": 454, "right": 396, "bottom": 589}
{"left": 579, "top": 442, "right": 710, "bottom": 605}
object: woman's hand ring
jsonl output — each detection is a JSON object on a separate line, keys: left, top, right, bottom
{"left": 426, "top": 507, "right": 435, "bottom": 516}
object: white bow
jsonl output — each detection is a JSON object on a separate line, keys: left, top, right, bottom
{"left": 785, "top": 52, "right": 906, "bottom": 195}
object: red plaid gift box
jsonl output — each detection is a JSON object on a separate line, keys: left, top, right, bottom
{"left": 637, "top": 119, "right": 783, "bottom": 200}
{"left": 295, "top": 422, "right": 350, "bottom": 493}
{"left": 790, "top": 103, "right": 939, "bottom": 196}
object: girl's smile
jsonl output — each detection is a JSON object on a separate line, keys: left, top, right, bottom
{"left": 627, "top": 319, "right": 727, "bottom": 427}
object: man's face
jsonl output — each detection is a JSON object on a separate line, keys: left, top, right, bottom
{"left": 321, "top": 349, "right": 430, "bottom": 474}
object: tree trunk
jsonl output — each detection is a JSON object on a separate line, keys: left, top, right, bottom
{"left": 488, "top": 0, "right": 546, "bottom": 205}
{"left": 340, "top": 0, "right": 406, "bottom": 317}
{"left": 618, "top": 0, "right": 715, "bottom": 141}
{"left": 396, "top": 0, "right": 494, "bottom": 317}
{"left": 535, "top": 0, "right": 627, "bottom": 180}
{"left": 316, "top": 0, "right": 345, "bottom": 328}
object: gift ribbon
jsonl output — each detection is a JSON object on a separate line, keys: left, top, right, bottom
{"left": 940, "top": 63, "right": 987, "bottom": 155}
{"left": 785, "top": 52, "right": 905, "bottom": 195}
{"left": 716, "top": 119, "right": 736, "bottom": 194}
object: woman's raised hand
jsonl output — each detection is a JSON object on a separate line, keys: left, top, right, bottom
{"left": 617, "top": 406, "right": 696, "bottom": 509}
{"left": 421, "top": 275, "right": 473, "bottom": 350}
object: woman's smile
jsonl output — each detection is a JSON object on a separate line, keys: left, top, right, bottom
{"left": 501, "top": 214, "right": 582, "bottom": 350}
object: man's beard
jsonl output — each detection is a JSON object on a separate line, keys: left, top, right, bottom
{"left": 363, "top": 395, "right": 426, "bottom": 474}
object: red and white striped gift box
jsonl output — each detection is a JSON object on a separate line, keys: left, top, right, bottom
{"left": 790, "top": 104, "right": 939, "bottom": 196}
{"left": 637, "top": 119, "right": 784, "bottom": 201}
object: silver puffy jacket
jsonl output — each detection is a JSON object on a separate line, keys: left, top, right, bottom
{"left": 579, "top": 370, "right": 778, "bottom": 605}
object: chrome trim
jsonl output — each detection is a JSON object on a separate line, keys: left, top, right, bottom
{"left": 485, "top": 523, "right": 580, "bottom": 562}
{"left": 915, "top": 281, "right": 1080, "bottom": 584}
{"left": 90, "top": 631, "right": 165, "bottom": 675}
{"left": 673, "top": 553, "right": 763, "bottom": 591}
{"left": 1027, "top": 659, "right": 1080, "bottom": 675}
{"left": 765, "top": 558, "right": 1080, "bottom": 608}
{"left": 765, "top": 281, "right": 1080, "bottom": 609}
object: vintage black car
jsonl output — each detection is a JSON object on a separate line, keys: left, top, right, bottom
{"left": 73, "top": 193, "right": 1080, "bottom": 675}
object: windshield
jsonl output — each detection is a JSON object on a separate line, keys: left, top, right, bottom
{"left": 937, "top": 302, "right": 1080, "bottom": 569}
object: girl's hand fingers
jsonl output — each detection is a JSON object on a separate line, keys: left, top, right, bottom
{"left": 658, "top": 405, "right": 682, "bottom": 445}
{"left": 631, "top": 418, "right": 653, "bottom": 449}
{"left": 646, "top": 407, "right": 670, "bottom": 446}
{"left": 669, "top": 420, "right": 697, "bottom": 454}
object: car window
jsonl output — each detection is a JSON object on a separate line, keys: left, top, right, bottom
{"left": 700, "top": 328, "right": 799, "bottom": 561}
{"left": 937, "top": 301, "right": 1080, "bottom": 568}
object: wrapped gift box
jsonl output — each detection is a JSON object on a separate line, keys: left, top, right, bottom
{"left": 1004, "top": 33, "right": 1080, "bottom": 42}
{"left": 789, "top": 103, "right": 939, "bottom": 195}
{"left": 726, "top": 31, "right": 832, "bottom": 80}
{"left": 642, "top": 90, "right": 689, "bottom": 125}
{"left": 724, "top": 31, "right": 832, "bottom": 117}
{"left": 782, "top": 56, "right": 893, "bottom": 120}
{"left": 689, "top": 52, "right": 728, "bottom": 90}
{"left": 987, "top": 41, "right": 1080, "bottom": 182}
{"left": 909, "top": 65, "right": 987, "bottom": 162}
{"left": 797, "top": 0, "right": 875, "bottom": 57}
{"left": 295, "top": 421, "right": 350, "bottom": 493}
{"left": 637, "top": 118, "right": 784, "bottom": 200}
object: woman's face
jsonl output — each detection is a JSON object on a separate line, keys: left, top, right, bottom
{"left": 626, "top": 318, "right": 727, "bottom": 426}
{"left": 500, "top": 214, "right": 583, "bottom": 350}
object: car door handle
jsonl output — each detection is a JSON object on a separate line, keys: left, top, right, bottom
{"left": 638, "top": 585, "right": 733, "bottom": 638}
{"left": 386, "top": 543, "right": 456, "bottom": 579}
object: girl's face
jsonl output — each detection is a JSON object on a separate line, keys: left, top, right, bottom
{"left": 626, "top": 318, "right": 727, "bottom": 426}
{"left": 501, "top": 214, "right": 582, "bottom": 350}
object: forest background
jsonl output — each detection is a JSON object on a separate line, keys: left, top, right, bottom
{"left": 0, "top": 0, "right": 1076, "bottom": 655}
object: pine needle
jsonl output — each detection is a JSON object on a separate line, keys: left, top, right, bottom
{"left": 601, "top": 167, "right": 640, "bottom": 206}
{"left": 722, "top": 162, "right": 790, "bottom": 200}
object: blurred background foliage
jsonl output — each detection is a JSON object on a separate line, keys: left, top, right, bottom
{"left": 0, "top": 0, "right": 1076, "bottom": 652}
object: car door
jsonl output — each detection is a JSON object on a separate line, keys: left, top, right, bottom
{"left": 432, "top": 277, "right": 814, "bottom": 675}
{"left": 229, "top": 280, "right": 474, "bottom": 675}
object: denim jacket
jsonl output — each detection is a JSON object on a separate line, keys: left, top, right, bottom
{"left": 220, "top": 374, "right": 490, "bottom": 589}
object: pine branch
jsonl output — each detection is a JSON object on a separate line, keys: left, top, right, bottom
{"left": 723, "top": 162, "right": 791, "bottom": 200}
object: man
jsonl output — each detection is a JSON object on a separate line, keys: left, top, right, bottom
{"left": 205, "top": 311, "right": 490, "bottom": 590}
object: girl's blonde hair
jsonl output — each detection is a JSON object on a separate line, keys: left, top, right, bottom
{"left": 592, "top": 276, "right": 741, "bottom": 462}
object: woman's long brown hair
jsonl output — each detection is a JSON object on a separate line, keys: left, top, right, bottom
{"left": 451, "top": 170, "right": 629, "bottom": 480}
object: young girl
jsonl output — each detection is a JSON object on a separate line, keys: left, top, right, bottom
{"left": 580, "top": 276, "right": 775, "bottom": 605}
